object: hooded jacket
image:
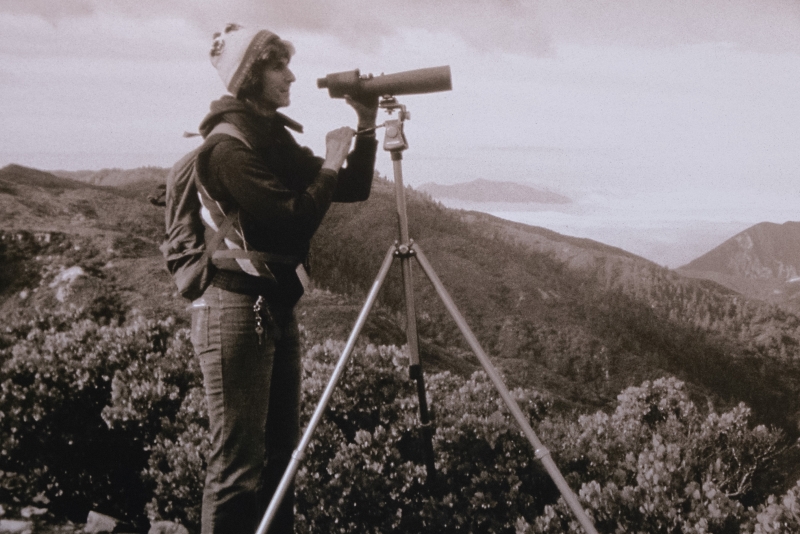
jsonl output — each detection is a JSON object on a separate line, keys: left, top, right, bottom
{"left": 196, "top": 95, "right": 378, "bottom": 304}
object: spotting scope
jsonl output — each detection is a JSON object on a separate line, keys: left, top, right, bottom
{"left": 317, "top": 65, "right": 452, "bottom": 99}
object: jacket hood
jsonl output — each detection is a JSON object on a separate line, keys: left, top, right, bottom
{"left": 199, "top": 96, "right": 303, "bottom": 139}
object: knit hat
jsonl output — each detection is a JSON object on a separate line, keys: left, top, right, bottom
{"left": 209, "top": 23, "right": 294, "bottom": 96}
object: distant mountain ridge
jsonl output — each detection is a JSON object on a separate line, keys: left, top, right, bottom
{"left": 52, "top": 166, "right": 168, "bottom": 187}
{"left": 681, "top": 221, "right": 800, "bottom": 280}
{"left": 0, "top": 164, "right": 97, "bottom": 191}
{"left": 419, "top": 179, "right": 570, "bottom": 204}
{"left": 678, "top": 221, "right": 800, "bottom": 308}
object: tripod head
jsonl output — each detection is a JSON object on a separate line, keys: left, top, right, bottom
{"left": 379, "top": 96, "right": 409, "bottom": 153}
{"left": 355, "top": 96, "right": 410, "bottom": 152}
{"left": 379, "top": 96, "right": 409, "bottom": 119}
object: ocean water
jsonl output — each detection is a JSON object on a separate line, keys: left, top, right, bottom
{"left": 433, "top": 188, "right": 800, "bottom": 268}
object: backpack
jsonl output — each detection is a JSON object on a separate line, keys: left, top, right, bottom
{"left": 159, "top": 122, "right": 252, "bottom": 301}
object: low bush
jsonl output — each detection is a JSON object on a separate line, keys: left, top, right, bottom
{"left": 751, "top": 479, "right": 800, "bottom": 533}
{"left": 107, "top": 339, "right": 553, "bottom": 533}
{"left": 526, "top": 378, "right": 791, "bottom": 534}
{"left": 293, "top": 341, "right": 553, "bottom": 533}
{"left": 2, "top": 307, "right": 799, "bottom": 533}
{"left": 0, "top": 307, "right": 183, "bottom": 527}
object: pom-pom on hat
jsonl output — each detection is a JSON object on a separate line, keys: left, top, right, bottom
{"left": 209, "top": 23, "right": 294, "bottom": 97}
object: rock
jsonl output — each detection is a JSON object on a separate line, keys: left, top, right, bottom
{"left": 49, "top": 266, "right": 87, "bottom": 303}
{"left": 19, "top": 507, "right": 47, "bottom": 519}
{"left": 0, "top": 519, "right": 33, "bottom": 533}
{"left": 148, "top": 521, "right": 189, "bottom": 534}
{"left": 32, "top": 493, "right": 50, "bottom": 505}
{"left": 83, "top": 511, "right": 118, "bottom": 533}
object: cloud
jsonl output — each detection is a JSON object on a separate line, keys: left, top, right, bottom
{"left": 541, "top": 0, "right": 800, "bottom": 53}
{"left": 0, "top": 12, "right": 206, "bottom": 61}
{"left": 3, "top": 0, "right": 95, "bottom": 19}
{"left": 3, "top": 0, "right": 800, "bottom": 57}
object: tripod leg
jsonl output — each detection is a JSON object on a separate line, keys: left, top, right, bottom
{"left": 390, "top": 149, "right": 437, "bottom": 485}
{"left": 398, "top": 250, "right": 437, "bottom": 485}
{"left": 255, "top": 246, "right": 396, "bottom": 534}
{"left": 412, "top": 244, "right": 599, "bottom": 534}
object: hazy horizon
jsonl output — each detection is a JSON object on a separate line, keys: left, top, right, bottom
{"left": 430, "top": 184, "right": 798, "bottom": 268}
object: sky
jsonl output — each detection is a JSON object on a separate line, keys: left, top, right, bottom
{"left": 1, "top": 1, "right": 799, "bottom": 267}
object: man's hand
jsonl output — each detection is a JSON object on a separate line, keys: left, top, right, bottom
{"left": 345, "top": 94, "right": 379, "bottom": 131}
{"left": 321, "top": 126, "right": 355, "bottom": 172}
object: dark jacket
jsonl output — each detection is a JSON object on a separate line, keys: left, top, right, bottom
{"left": 196, "top": 95, "right": 378, "bottom": 303}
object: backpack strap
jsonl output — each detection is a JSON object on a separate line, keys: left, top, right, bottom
{"left": 212, "top": 249, "right": 300, "bottom": 265}
{"left": 196, "top": 122, "right": 301, "bottom": 278}
{"left": 196, "top": 121, "right": 253, "bottom": 267}
{"left": 203, "top": 214, "right": 237, "bottom": 261}
{"left": 206, "top": 122, "right": 252, "bottom": 150}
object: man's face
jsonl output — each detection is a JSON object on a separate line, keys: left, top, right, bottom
{"left": 259, "top": 57, "right": 295, "bottom": 111}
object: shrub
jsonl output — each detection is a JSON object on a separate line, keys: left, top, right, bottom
{"left": 2, "top": 306, "right": 796, "bottom": 534}
{"left": 0, "top": 308, "right": 180, "bottom": 526}
{"left": 118, "top": 339, "right": 554, "bottom": 533}
{"left": 527, "top": 377, "right": 789, "bottom": 534}
{"left": 138, "top": 386, "right": 209, "bottom": 528}
{"left": 751, "top": 479, "right": 800, "bottom": 533}
{"left": 100, "top": 326, "right": 205, "bottom": 527}
{"left": 294, "top": 341, "right": 553, "bottom": 534}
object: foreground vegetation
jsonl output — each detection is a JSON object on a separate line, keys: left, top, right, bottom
{"left": 3, "top": 166, "right": 800, "bottom": 531}
{"left": 1, "top": 304, "right": 798, "bottom": 533}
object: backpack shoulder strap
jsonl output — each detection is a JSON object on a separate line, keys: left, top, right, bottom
{"left": 196, "top": 121, "right": 252, "bottom": 259}
{"left": 203, "top": 214, "right": 237, "bottom": 258}
{"left": 206, "top": 122, "right": 252, "bottom": 150}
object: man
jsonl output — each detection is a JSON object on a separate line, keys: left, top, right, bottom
{"left": 190, "top": 23, "right": 378, "bottom": 534}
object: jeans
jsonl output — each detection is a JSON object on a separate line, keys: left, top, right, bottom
{"left": 191, "top": 285, "right": 301, "bottom": 534}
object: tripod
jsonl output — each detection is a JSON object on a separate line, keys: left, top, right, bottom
{"left": 257, "top": 98, "right": 599, "bottom": 534}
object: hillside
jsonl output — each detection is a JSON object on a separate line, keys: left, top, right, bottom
{"left": 0, "top": 164, "right": 182, "bottom": 322}
{"left": 418, "top": 179, "right": 570, "bottom": 204}
{"left": 3, "top": 164, "right": 800, "bottom": 437}
{"left": 678, "top": 221, "right": 800, "bottom": 310}
{"left": 52, "top": 166, "right": 169, "bottom": 187}
{"left": 0, "top": 164, "right": 164, "bottom": 234}
{"left": 311, "top": 181, "right": 800, "bottom": 431}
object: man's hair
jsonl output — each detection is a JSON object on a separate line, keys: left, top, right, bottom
{"left": 237, "top": 40, "right": 294, "bottom": 101}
